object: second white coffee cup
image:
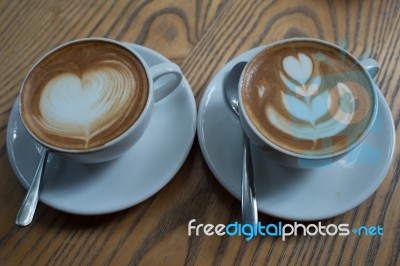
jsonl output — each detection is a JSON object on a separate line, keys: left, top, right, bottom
{"left": 237, "top": 38, "right": 379, "bottom": 168}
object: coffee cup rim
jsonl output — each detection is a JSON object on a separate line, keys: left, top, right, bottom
{"left": 19, "top": 37, "right": 154, "bottom": 154}
{"left": 238, "top": 37, "right": 379, "bottom": 160}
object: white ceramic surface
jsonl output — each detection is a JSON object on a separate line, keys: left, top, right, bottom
{"left": 197, "top": 46, "right": 395, "bottom": 221}
{"left": 18, "top": 38, "right": 183, "bottom": 163}
{"left": 237, "top": 38, "right": 380, "bottom": 167}
{"left": 7, "top": 44, "right": 196, "bottom": 215}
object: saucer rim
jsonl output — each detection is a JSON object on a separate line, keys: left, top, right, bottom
{"left": 6, "top": 44, "right": 197, "bottom": 215}
{"left": 197, "top": 45, "right": 396, "bottom": 221}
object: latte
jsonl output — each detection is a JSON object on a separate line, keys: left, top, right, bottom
{"left": 20, "top": 40, "right": 149, "bottom": 151}
{"left": 241, "top": 40, "right": 375, "bottom": 156}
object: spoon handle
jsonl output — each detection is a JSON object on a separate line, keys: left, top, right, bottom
{"left": 241, "top": 136, "right": 258, "bottom": 225}
{"left": 15, "top": 149, "right": 49, "bottom": 226}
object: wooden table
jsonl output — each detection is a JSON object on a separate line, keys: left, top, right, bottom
{"left": 1, "top": 0, "right": 399, "bottom": 265}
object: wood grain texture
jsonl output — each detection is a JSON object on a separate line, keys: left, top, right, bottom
{"left": 0, "top": 0, "right": 399, "bottom": 265}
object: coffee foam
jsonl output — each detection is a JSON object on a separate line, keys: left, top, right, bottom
{"left": 21, "top": 41, "right": 149, "bottom": 151}
{"left": 241, "top": 41, "right": 374, "bottom": 156}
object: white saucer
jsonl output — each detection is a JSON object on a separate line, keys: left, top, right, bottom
{"left": 7, "top": 44, "right": 197, "bottom": 215}
{"left": 197, "top": 46, "right": 396, "bottom": 221}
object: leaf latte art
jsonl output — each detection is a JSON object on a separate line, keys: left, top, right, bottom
{"left": 242, "top": 41, "right": 374, "bottom": 156}
{"left": 21, "top": 41, "right": 149, "bottom": 150}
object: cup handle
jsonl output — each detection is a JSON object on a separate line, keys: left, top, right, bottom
{"left": 360, "top": 58, "right": 380, "bottom": 79}
{"left": 150, "top": 63, "right": 183, "bottom": 102}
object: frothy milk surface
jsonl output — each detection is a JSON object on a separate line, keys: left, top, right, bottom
{"left": 21, "top": 41, "right": 149, "bottom": 150}
{"left": 241, "top": 41, "right": 374, "bottom": 156}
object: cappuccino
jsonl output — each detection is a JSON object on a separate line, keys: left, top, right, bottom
{"left": 241, "top": 41, "right": 375, "bottom": 156}
{"left": 20, "top": 40, "right": 149, "bottom": 151}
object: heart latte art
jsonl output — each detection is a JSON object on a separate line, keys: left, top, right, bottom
{"left": 40, "top": 68, "right": 135, "bottom": 140}
{"left": 21, "top": 41, "right": 149, "bottom": 150}
{"left": 242, "top": 41, "right": 374, "bottom": 156}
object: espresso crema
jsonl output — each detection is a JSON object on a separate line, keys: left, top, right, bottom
{"left": 241, "top": 41, "right": 375, "bottom": 156}
{"left": 20, "top": 40, "right": 149, "bottom": 151}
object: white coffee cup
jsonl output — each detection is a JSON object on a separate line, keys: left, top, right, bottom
{"left": 238, "top": 38, "right": 379, "bottom": 168}
{"left": 19, "top": 38, "right": 183, "bottom": 163}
